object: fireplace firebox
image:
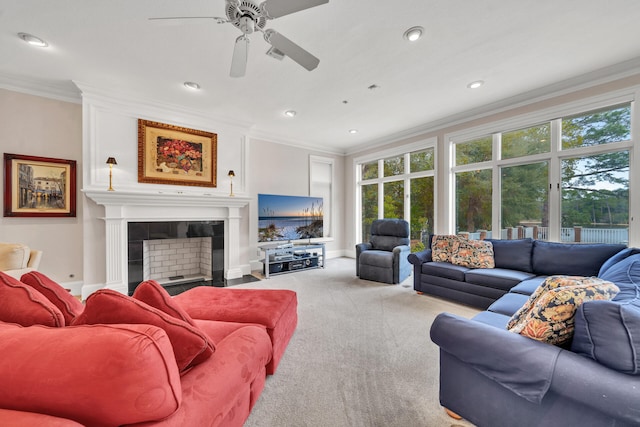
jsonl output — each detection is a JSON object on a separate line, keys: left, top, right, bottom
{"left": 127, "top": 221, "right": 224, "bottom": 295}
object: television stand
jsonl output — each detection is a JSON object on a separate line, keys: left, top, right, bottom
{"left": 261, "top": 242, "right": 325, "bottom": 278}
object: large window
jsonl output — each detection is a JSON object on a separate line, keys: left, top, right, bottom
{"left": 357, "top": 143, "right": 435, "bottom": 251}
{"left": 450, "top": 102, "right": 632, "bottom": 243}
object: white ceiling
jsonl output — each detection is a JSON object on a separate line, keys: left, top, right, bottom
{"left": 2, "top": 0, "right": 640, "bottom": 154}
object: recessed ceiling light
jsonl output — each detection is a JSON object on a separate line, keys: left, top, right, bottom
{"left": 403, "top": 26, "right": 424, "bottom": 42}
{"left": 349, "top": 129, "right": 358, "bottom": 134}
{"left": 284, "top": 110, "right": 297, "bottom": 117}
{"left": 467, "top": 80, "right": 484, "bottom": 89}
{"left": 183, "top": 81, "right": 201, "bottom": 90}
{"left": 18, "top": 32, "right": 48, "bottom": 47}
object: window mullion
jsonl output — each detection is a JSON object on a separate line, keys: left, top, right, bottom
{"left": 548, "top": 119, "right": 562, "bottom": 242}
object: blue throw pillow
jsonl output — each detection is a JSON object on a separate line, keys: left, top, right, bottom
{"left": 572, "top": 300, "right": 640, "bottom": 375}
{"left": 599, "top": 253, "right": 640, "bottom": 301}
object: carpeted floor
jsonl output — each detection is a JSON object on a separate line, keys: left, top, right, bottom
{"left": 233, "top": 257, "right": 478, "bottom": 427}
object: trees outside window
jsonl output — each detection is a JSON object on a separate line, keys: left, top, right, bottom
{"left": 451, "top": 102, "right": 631, "bottom": 243}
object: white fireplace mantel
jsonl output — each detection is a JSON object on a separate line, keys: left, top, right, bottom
{"left": 84, "top": 189, "right": 251, "bottom": 294}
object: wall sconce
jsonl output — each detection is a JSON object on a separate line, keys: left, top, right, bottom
{"left": 106, "top": 157, "right": 117, "bottom": 191}
{"left": 228, "top": 170, "right": 235, "bottom": 197}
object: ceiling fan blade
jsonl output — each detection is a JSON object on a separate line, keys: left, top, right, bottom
{"left": 230, "top": 35, "right": 249, "bottom": 78}
{"left": 261, "top": 0, "right": 329, "bottom": 19}
{"left": 264, "top": 30, "right": 319, "bottom": 71}
{"left": 148, "top": 16, "right": 226, "bottom": 25}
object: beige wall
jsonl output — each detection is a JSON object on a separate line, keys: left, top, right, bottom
{"left": 248, "top": 138, "right": 345, "bottom": 258}
{"left": 0, "top": 89, "right": 84, "bottom": 283}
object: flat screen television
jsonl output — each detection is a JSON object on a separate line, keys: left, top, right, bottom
{"left": 258, "top": 193, "right": 323, "bottom": 242}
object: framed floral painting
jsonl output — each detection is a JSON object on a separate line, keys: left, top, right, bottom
{"left": 137, "top": 119, "right": 217, "bottom": 187}
{"left": 3, "top": 153, "right": 77, "bottom": 217}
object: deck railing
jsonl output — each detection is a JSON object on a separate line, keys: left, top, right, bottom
{"left": 460, "top": 226, "right": 628, "bottom": 244}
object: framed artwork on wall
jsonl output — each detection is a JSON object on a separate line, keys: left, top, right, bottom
{"left": 3, "top": 153, "right": 77, "bottom": 217}
{"left": 138, "top": 119, "right": 217, "bottom": 187}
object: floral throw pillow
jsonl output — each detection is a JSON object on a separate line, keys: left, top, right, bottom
{"left": 507, "top": 275, "right": 607, "bottom": 330}
{"left": 431, "top": 235, "right": 465, "bottom": 263}
{"left": 507, "top": 279, "right": 620, "bottom": 345}
{"left": 451, "top": 239, "right": 495, "bottom": 269}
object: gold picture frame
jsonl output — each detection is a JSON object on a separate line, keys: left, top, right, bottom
{"left": 3, "top": 153, "right": 77, "bottom": 217}
{"left": 138, "top": 119, "right": 217, "bottom": 187}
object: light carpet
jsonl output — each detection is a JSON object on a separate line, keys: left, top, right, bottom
{"left": 236, "top": 257, "right": 479, "bottom": 427}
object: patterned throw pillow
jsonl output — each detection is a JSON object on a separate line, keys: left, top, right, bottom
{"left": 506, "top": 275, "right": 603, "bottom": 330}
{"left": 507, "top": 278, "right": 619, "bottom": 345}
{"left": 431, "top": 235, "right": 465, "bottom": 263}
{"left": 451, "top": 239, "right": 495, "bottom": 269}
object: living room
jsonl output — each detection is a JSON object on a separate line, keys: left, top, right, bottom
{"left": 2, "top": 1, "right": 640, "bottom": 426}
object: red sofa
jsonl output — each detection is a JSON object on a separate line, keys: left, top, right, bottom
{"left": 0, "top": 272, "right": 297, "bottom": 426}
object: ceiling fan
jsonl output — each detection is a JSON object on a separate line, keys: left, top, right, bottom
{"left": 150, "top": 0, "right": 329, "bottom": 78}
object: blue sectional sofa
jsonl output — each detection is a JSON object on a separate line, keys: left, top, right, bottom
{"left": 408, "top": 238, "right": 626, "bottom": 309}
{"left": 423, "top": 240, "right": 640, "bottom": 426}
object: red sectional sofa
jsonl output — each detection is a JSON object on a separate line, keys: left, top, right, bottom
{"left": 0, "top": 272, "right": 297, "bottom": 426}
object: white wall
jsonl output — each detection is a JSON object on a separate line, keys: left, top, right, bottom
{"left": 0, "top": 89, "right": 84, "bottom": 283}
{"left": 247, "top": 138, "right": 345, "bottom": 262}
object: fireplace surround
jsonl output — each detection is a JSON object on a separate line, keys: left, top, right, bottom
{"left": 84, "top": 189, "right": 250, "bottom": 296}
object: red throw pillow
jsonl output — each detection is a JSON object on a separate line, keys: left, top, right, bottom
{"left": 0, "top": 272, "right": 65, "bottom": 327}
{"left": 21, "top": 271, "right": 84, "bottom": 324}
{"left": 72, "top": 289, "right": 214, "bottom": 373}
{"left": 133, "top": 280, "right": 196, "bottom": 326}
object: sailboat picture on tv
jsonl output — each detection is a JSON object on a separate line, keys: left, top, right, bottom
{"left": 258, "top": 194, "right": 323, "bottom": 242}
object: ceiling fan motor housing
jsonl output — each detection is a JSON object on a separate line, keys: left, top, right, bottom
{"left": 227, "top": 0, "right": 266, "bottom": 32}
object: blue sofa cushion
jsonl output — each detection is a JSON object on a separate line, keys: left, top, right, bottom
{"left": 531, "top": 241, "right": 626, "bottom": 277}
{"left": 465, "top": 268, "right": 535, "bottom": 291}
{"left": 487, "top": 293, "right": 530, "bottom": 316}
{"left": 510, "top": 276, "right": 547, "bottom": 296}
{"left": 422, "top": 262, "right": 469, "bottom": 281}
{"left": 572, "top": 300, "right": 640, "bottom": 375}
{"left": 486, "top": 238, "right": 534, "bottom": 272}
{"left": 359, "top": 250, "right": 394, "bottom": 268}
{"left": 599, "top": 253, "right": 640, "bottom": 301}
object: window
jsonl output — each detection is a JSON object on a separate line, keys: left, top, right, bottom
{"left": 449, "top": 101, "right": 632, "bottom": 244}
{"left": 356, "top": 143, "right": 435, "bottom": 250}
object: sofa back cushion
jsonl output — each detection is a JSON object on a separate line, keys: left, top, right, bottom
{"left": 486, "top": 238, "right": 533, "bottom": 272}
{"left": 0, "top": 322, "right": 182, "bottom": 426}
{"left": 599, "top": 253, "right": 640, "bottom": 301}
{"left": 531, "top": 241, "right": 626, "bottom": 276}
{"left": 0, "top": 272, "right": 65, "bottom": 327}
{"left": 0, "top": 243, "right": 30, "bottom": 271}
{"left": 572, "top": 300, "right": 640, "bottom": 375}
{"left": 72, "top": 289, "right": 214, "bottom": 373}
{"left": 20, "top": 271, "right": 84, "bottom": 324}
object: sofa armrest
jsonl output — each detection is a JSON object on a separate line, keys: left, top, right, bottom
{"left": 549, "top": 350, "right": 640, "bottom": 424}
{"left": 0, "top": 322, "right": 181, "bottom": 427}
{"left": 407, "top": 249, "right": 432, "bottom": 265}
{"left": 430, "top": 312, "right": 561, "bottom": 404}
{"left": 27, "top": 250, "right": 42, "bottom": 269}
{"left": 355, "top": 243, "right": 372, "bottom": 276}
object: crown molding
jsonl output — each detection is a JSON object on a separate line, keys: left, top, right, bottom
{"left": 0, "top": 72, "right": 81, "bottom": 104}
{"left": 346, "top": 56, "right": 640, "bottom": 156}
